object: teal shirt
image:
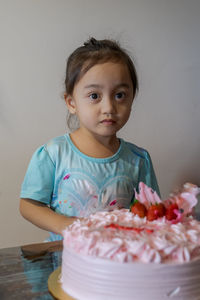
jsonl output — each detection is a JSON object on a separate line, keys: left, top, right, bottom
{"left": 20, "top": 134, "right": 160, "bottom": 241}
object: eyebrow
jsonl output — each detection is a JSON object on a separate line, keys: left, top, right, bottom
{"left": 84, "top": 83, "right": 131, "bottom": 89}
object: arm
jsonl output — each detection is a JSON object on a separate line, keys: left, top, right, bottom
{"left": 19, "top": 198, "right": 77, "bottom": 236}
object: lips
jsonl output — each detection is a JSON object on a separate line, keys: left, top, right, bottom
{"left": 100, "top": 119, "right": 116, "bottom": 124}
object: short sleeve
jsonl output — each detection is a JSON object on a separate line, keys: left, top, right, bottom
{"left": 139, "top": 151, "right": 161, "bottom": 197}
{"left": 20, "top": 146, "right": 55, "bottom": 204}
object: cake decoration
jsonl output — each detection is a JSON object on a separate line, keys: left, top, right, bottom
{"left": 60, "top": 182, "right": 200, "bottom": 300}
{"left": 130, "top": 201, "right": 147, "bottom": 218}
{"left": 131, "top": 182, "right": 199, "bottom": 223}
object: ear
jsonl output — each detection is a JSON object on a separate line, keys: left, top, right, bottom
{"left": 64, "top": 93, "right": 76, "bottom": 114}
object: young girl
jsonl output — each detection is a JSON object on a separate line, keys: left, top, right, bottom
{"left": 20, "top": 37, "right": 160, "bottom": 242}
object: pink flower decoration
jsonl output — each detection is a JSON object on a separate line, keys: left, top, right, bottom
{"left": 135, "top": 182, "right": 200, "bottom": 220}
{"left": 171, "top": 209, "right": 183, "bottom": 224}
{"left": 164, "top": 183, "right": 199, "bottom": 216}
{"left": 134, "top": 182, "right": 161, "bottom": 208}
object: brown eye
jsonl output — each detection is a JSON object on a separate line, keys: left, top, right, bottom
{"left": 115, "top": 92, "right": 126, "bottom": 100}
{"left": 89, "top": 93, "right": 99, "bottom": 100}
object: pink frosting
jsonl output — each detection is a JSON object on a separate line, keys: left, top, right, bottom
{"left": 63, "top": 208, "right": 200, "bottom": 264}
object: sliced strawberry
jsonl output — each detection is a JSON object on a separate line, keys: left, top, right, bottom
{"left": 166, "top": 203, "right": 179, "bottom": 220}
{"left": 147, "top": 203, "right": 166, "bottom": 221}
{"left": 131, "top": 201, "right": 147, "bottom": 218}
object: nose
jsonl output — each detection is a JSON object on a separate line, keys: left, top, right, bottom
{"left": 101, "top": 96, "right": 116, "bottom": 115}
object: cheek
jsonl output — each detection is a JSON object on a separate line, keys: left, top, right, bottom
{"left": 123, "top": 111, "right": 132, "bottom": 124}
{"left": 120, "top": 104, "right": 132, "bottom": 118}
{"left": 78, "top": 107, "right": 97, "bottom": 123}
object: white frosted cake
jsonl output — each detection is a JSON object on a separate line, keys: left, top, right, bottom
{"left": 61, "top": 183, "right": 200, "bottom": 300}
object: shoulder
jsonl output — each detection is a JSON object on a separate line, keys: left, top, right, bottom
{"left": 45, "top": 134, "right": 68, "bottom": 150}
{"left": 42, "top": 134, "right": 70, "bottom": 163}
{"left": 123, "top": 140, "right": 150, "bottom": 160}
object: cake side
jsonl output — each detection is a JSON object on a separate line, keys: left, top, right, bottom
{"left": 61, "top": 246, "right": 200, "bottom": 300}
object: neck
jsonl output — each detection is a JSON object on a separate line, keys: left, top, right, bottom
{"left": 70, "top": 129, "right": 120, "bottom": 158}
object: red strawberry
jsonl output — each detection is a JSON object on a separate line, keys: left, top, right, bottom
{"left": 166, "top": 203, "right": 179, "bottom": 220}
{"left": 157, "top": 203, "right": 166, "bottom": 217}
{"left": 131, "top": 201, "right": 147, "bottom": 218}
{"left": 147, "top": 203, "right": 166, "bottom": 221}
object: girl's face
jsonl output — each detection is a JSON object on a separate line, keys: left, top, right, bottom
{"left": 66, "top": 61, "right": 134, "bottom": 140}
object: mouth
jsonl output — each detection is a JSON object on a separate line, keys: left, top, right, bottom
{"left": 100, "top": 119, "right": 116, "bottom": 125}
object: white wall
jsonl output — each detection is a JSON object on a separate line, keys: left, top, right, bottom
{"left": 0, "top": 0, "right": 200, "bottom": 248}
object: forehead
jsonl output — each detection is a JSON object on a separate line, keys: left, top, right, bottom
{"left": 77, "top": 62, "right": 132, "bottom": 87}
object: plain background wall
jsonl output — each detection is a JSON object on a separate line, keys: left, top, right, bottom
{"left": 0, "top": 0, "right": 200, "bottom": 248}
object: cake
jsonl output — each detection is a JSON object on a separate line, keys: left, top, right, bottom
{"left": 61, "top": 182, "right": 200, "bottom": 300}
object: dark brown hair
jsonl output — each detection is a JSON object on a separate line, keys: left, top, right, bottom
{"left": 65, "top": 37, "right": 139, "bottom": 97}
{"left": 65, "top": 37, "right": 139, "bottom": 130}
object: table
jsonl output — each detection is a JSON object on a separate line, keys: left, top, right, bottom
{"left": 0, "top": 241, "right": 63, "bottom": 299}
